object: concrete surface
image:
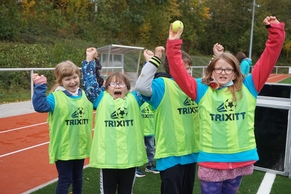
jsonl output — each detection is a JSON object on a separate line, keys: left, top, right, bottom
{"left": 0, "top": 101, "right": 36, "bottom": 118}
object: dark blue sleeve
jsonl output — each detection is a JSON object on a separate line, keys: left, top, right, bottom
{"left": 81, "top": 60, "right": 104, "bottom": 102}
{"left": 32, "top": 84, "right": 53, "bottom": 112}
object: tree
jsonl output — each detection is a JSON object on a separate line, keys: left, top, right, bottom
{"left": 198, "top": 0, "right": 254, "bottom": 56}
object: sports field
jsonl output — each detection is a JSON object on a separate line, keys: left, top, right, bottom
{"left": 1, "top": 74, "right": 291, "bottom": 194}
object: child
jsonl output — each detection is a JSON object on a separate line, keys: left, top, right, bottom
{"left": 166, "top": 16, "right": 285, "bottom": 193}
{"left": 135, "top": 47, "right": 200, "bottom": 194}
{"left": 142, "top": 102, "right": 159, "bottom": 174}
{"left": 236, "top": 51, "right": 252, "bottom": 76}
{"left": 136, "top": 102, "right": 159, "bottom": 178}
{"left": 82, "top": 47, "right": 147, "bottom": 194}
{"left": 32, "top": 60, "right": 93, "bottom": 194}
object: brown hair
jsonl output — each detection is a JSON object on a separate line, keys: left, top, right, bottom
{"left": 51, "top": 60, "right": 80, "bottom": 92}
{"left": 164, "top": 50, "right": 192, "bottom": 74}
{"left": 202, "top": 52, "right": 244, "bottom": 101}
{"left": 236, "top": 51, "right": 247, "bottom": 63}
{"left": 105, "top": 72, "right": 131, "bottom": 91}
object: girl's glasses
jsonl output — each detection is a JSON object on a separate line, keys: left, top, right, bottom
{"left": 109, "top": 82, "right": 126, "bottom": 88}
{"left": 213, "top": 68, "right": 234, "bottom": 75}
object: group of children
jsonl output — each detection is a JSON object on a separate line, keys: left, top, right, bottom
{"left": 32, "top": 15, "right": 285, "bottom": 194}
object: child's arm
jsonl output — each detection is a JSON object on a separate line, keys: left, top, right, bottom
{"left": 166, "top": 23, "right": 198, "bottom": 100}
{"left": 135, "top": 46, "right": 165, "bottom": 97}
{"left": 251, "top": 16, "right": 285, "bottom": 92}
{"left": 32, "top": 74, "right": 52, "bottom": 112}
{"left": 82, "top": 47, "right": 104, "bottom": 102}
{"left": 213, "top": 43, "right": 224, "bottom": 57}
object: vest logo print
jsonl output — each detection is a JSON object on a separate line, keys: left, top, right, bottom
{"left": 65, "top": 107, "right": 89, "bottom": 125}
{"left": 141, "top": 105, "right": 154, "bottom": 118}
{"left": 105, "top": 107, "right": 134, "bottom": 127}
{"left": 217, "top": 98, "right": 237, "bottom": 112}
{"left": 210, "top": 98, "right": 246, "bottom": 121}
{"left": 177, "top": 97, "right": 198, "bottom": 115}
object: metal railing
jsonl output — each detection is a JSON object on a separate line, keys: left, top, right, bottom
{"left": 1, "top": 65, "right": 290, "bottom": 100}
{"left": 0, "top": 67, "right": 123, "bottom": 101}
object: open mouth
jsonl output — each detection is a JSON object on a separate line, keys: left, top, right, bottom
{"left": 114, "top": 91, "right": 122, "bottom": 98}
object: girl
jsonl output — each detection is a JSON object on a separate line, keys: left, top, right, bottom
{"left": 166, "top": 16, "right": 285, "bottom": 194}
{"left": 135, "top": 47, "right": 200, "bottom": 194}
{"left": 32, "top": 60, "right": 93, "bottom": 194}
{"left": 236, "top": 51, "right": 252, "bottom": 76}
{"left": 82, "top": 47, "right": 147, "bottom": 194}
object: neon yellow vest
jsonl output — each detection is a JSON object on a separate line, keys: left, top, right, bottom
{"left": 199, "top": 85, "right": 256, "bottom": 154}
{"left": 48, "top": 90, "right": 93, "bottom": 164}
{"left": 154, "top": 78, "right": 200, "bottom": 159}
{"left": 90, "top": 92, "right": 147, "bottom": 168}
{"left": 140, "top": 102, "right": 155, "bottom": 136}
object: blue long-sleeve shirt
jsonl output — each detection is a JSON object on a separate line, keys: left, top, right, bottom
{"left": 32, "top": 84, "right": 83, "bottom": 113}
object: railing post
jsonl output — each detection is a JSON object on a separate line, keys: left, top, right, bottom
{"left": 30, "top": 70, "right": 34, "bottom": 109}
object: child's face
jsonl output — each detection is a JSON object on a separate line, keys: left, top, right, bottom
{"left": 61, "top": 74, "right": 80, "bottom": 93}
{"left": 212, "top": 59, "right": 235, "bottom": 86}
{"left": 184, "top": 62, "right": 191, "bottom": 75}
{"left": 107, "top": 78, "right": 128, "bottom": 99}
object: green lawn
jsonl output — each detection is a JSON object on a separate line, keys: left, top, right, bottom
{"left": 278, "top": 76, "right": 291, "bottom": 84}
{"left": 29, "top": 165, "right": 291, "bottom": 194}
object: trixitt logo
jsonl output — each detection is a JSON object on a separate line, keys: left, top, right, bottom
{"left": 65, "top": 107, "right": 89, "bottom": 125}
{"left": 105, "top": 107, "right": 134, "bottom": 127}
{"left": 141, "top": 105, "right": 154, "bottom": 118}
{"left": 217, "top": 98, "right": 237, "bottom": 112}
{"left": 210, "top": 99, "right": 246, "bottom": 121}
{"left": 110, "top": 107, "right": 128, "bottom": 119}
{"left": 177, "top": 97, "right": 198, "bottom": 115}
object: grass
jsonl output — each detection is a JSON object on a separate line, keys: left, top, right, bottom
{"left": 278, "top": 76, "right": 291, "bottom": 84}
{"left": 29, "top": 164, "right": 291, "bottom": 194}
{"left": 0, "top": 88, "right": 31, "bottom": 104}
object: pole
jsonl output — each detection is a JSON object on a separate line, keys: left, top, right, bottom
{"left": 249, "top": 0, "right": 256, "bottom": 59}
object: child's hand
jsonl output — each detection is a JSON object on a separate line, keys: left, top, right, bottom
{"left": 154, "top": 46, "right": 165, "bottom": 59}
{"left": 213, "top": 43, "right": 224, "bottom": 57}
{"left": 32, "top": 73, "right": 47, "bottom": 85}
{"left": 144, "top": 49, "right": 154, "bottom": 62}
{"left": 168, "top": 23, "right": 183, "bottom": 40}
{"left": 86, "top": 47, "right": 98, "bottom": 62}
{"left": 263, "top": 16, "right": 280, "bottom": 26}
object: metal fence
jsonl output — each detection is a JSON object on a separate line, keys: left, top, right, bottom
{"left": 0, "top": 65, "right": 290, "bottom": 99}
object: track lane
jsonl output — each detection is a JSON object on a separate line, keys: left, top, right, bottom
{"left": 0, "top": 111, "right": 92, "bottom": 193}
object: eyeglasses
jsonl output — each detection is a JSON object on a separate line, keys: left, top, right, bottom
{"left": 213, "top": 68, "right": 234, "bottom": 75}
{"left": 109, "top": 82, "right": 126, "bottom": 88}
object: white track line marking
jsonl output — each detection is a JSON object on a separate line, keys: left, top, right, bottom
{"left": 256, "top": 172, "right": 276, "bottom": 194}
{"left": 0, "top": 142, "right": 49, "bottom": 158}
{"left": 0, "top": 122, "right": 48, "bottom": 134}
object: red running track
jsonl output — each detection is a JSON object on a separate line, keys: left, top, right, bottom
{"left": 266, "top": 74, "right": 291, "bottom": 83}
{"left": 0, "top": 112, "right": 91, "bottom": 194}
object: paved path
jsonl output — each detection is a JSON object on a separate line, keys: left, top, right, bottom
{"left": 0, "top": 101, "right": 35, "bottom": 118}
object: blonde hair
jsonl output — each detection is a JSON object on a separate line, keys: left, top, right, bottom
{"left": 51, "top": 60, "right": 80, "bottom": 92}
{"left": 105, "top": 72, "right": 131, "bottom": 91}
{"left": 202, "top": 52, "right": 244, "bottom": 102}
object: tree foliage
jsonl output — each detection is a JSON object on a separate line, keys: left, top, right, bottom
{"left": 0, "top": 0, "right": 291, "bottom": 65}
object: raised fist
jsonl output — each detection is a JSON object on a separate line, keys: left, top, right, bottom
{"left": 32, "top": 73, "right": 47, "bottom": 85}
